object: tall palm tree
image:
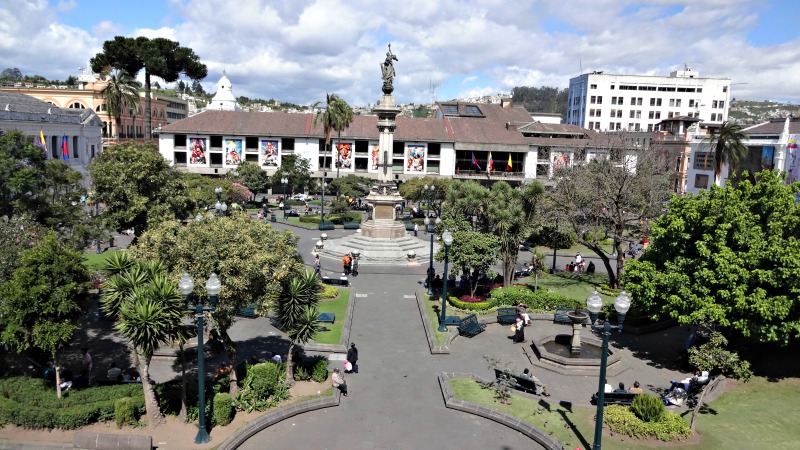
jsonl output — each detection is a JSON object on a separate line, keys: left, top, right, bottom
{"left": 704, "top": 121, "right": 749, "bottom": 184}
{"left": 101, "top": 70, "right": 141, "bottom": 141}
{"left": 312, "top": 94, "right": 353, "bottom": 173}
{"left": 275, "top": 271, "right": 321, "bottom": 384}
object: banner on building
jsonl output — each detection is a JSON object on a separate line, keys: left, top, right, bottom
{"left": 405, "top": 144, "right": 426, "bottom": 174}
{"left": 224, "top": 138, "right": 243, "bottom": 166}
{"left": 334, "top": 140, "right": 354, "bottom": 172}
{"left": 368, "top": 143, "right": 380, "bottom": 172}
{"left": 260, "top": 139, "right": 280, "bottom": 167}
{"left": 788, "top": 134, "right": 799, "bottom": 184}
{"left": 188, "top": 137, "right": 208, "bottom": 166}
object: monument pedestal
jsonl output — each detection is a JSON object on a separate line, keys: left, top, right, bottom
{"left": 361, "top": 183, "right": 405, "bottom": 239}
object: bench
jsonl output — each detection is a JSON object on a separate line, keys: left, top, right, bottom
{"left": 238, "top": 303, "right": 257, "bottom": 317}
{"left": 73, "top": 432, "right": 152, "bottom": 450}
{"left": 94, "top": 379, "right": 141, "bottom": 386}
{"left": 591, "top": 391, "right": 639, "bottom": 406}
{"left": 554, "top": 307, "right": 591, "bottom": 325}
{"left": 404, "top": 221, "right": 415, "bottom": 231}
{"left": 318, "top": 221, "right": 335, "bottom": 230}
{"left": 493, "top": 368, "right": 544, "bottom": 395}
{"left": 322, "top": 277, "right": 350, "bottom": 287}
{"left": 496, "top": 307, "right": 518, "bottom": 324}
{"left": 457, "top": 314, "right": 486, "bottom": 337}
{"left": 343, "top": 221, "right": 360, "bottom": 230}
{"left": 317, "top": 312, "right": 335, "bottom": 323}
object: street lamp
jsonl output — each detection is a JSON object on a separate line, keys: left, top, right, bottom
{"left": 214, "top": 187, "right": 228, "bottom": 216}
{"left": 178, "top": 272, "right": 221, "bottom": 444}
{"left": 587, "top": 290, "right": 631, "bottom": 450}
{"left": 438, "top": 230, "right": 454, "bottom": 332}
{"left": 281, "top": 177, "right": 288, "bottom": 221}
{"left": 320, "top": 176, "right": 327, "bottom": 225}
{"left": 550, "top": 219, "right": 559, "bottom": 274}
{"left": 90, "top": 192, "right": 102, "bottom": 254}
{"left": 424, "top": 216, "right": 441, "bottom": 295}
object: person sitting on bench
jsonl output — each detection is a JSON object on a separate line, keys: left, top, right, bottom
{"left": 613, "top": 382, "right": 628, "bottom": 393}
{"left": 667, "top": 370, "right": 708, "bottom": 393}
{"left": 519, "top": 368, "right": 549, "bottom": 396}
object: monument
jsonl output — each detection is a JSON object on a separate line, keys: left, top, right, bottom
{"left": 319, "top": 45, "right": 433, "bottom": 263}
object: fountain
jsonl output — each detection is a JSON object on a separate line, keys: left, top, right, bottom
{"left": 566, "top": 305, "right": 589, "bottom": 355}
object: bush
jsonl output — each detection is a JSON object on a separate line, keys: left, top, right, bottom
{"left": 298, "top": 212, "right": 361, "bottom": 225}
{"left": 630, "top": 393, "right": 665, "bottom": 422}
{"left": 604, "top": 405, "right": 691, "bottom": 441}
{"left": 236, "top": 362, "right": 287, "bottom": 412}
{"left": 293, "top": 364, "right": 311, "bottom": 381}
{"left": 458, "top": 294, "right": 487, "bottom": 303}
{"left": 114, "top": 397, "right": 136, "bottom": 428}
{"left": 489, "top": 286, "right": 582, "bottom": 311}
{"left": 212, "top": 393, "right": 234, "bottom": 427}
{"left": 311, "top": 360, "right": 329, "bottom": 383}
{"left": 447, "top": 295, "right": 491, "bottom": 311}
{"left": 330, "top": 200, "right": 350, "bottom": 214}
{"left": 320, "top": 284, "right": 339, "bottom": 299}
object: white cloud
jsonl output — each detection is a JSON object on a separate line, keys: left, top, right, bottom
{"left": 56, "top": 0, "right": 77, "bottom": 13}
{"left": 91, "top": 21, "right": 120, "bottom": 40}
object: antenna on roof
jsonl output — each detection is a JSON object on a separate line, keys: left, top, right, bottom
{"left": 429, "top": 77, "right": 439, "bottom": 105}
{"left": 580, "top": 57, "right": 582, "bottom": 75}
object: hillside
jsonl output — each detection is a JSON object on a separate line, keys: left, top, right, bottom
{"left": 729, "top": 100, "right": 799, "bottom": 125}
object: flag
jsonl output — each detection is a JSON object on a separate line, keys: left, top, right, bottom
{"left": 487, "top": 152, "right": 494, "bottom": 173}
{"left": 61, "top": 135, "right": 68, "bottom": 161}
{"left": 506, "top": 154, "right": 513, "bottom": 171}
{"left": 35, "top": 130, "right": 47, "bottom": 156}
{"left": 471, "top": 152, "right": 482, "bottom": 170}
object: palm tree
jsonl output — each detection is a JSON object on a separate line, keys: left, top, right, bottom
{"left": 704, "top": 121, "right": 749, "bottom": 184}
{"left": 312, "top": 93, "right": 345, "bottom": 172}
{"left": 101, "top": 70, "right": 141, "bottom": 141}
{"left": 275, "top": 271, "right": 321, "bottom": 384}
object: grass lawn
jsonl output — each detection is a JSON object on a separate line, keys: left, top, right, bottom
{"left": 313, "top": 288, "right": 350, "bottom": 345}
{"left": 283, "top": 217, "right": 320, "bottom": 229}
{"left": 423, "top": 293, "right": 457, "bottom": 345}
{"left": 533, "top": 272, "right": 616, "bottom": 303}
{"left": 82, "top": 249, "right": 123, "bottom": 270}
{"left": 452, "top": 376, "right": 800, "bottom": 450}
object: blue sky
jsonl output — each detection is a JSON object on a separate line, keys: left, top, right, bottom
{"left": 1, "top": 0, "right": 798, "bottom": 106}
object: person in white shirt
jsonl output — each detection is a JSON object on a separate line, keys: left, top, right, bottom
{"left": 107, "top": 362, "right": 122, "bottom": 381}
{"left": 604, "top": 379, "right": 613, "bottom": 393}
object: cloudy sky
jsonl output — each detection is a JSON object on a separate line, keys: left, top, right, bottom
{"left": 2, "top": 0, "right": 799, "bottom": 106}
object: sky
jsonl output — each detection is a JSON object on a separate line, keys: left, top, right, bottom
{"left": 1, "top": 0, "right": 799, "bottom": 107}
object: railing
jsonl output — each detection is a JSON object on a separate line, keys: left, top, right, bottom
{"left": 453, "top": 170, "right": 525, "bottom": 180}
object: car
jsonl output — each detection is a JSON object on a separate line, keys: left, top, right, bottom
{"left": 285, "top": 209, "right": 300, "bottom": 217}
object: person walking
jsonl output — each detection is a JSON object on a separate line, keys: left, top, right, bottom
{"left": 81, "top": 348, "right": 93, "bottom": 377}
{"left": 342, "top": 254, "right": 352, "bottom": 276}
{"left": 346, "top": 343, "right": 359, "bottom": 373}
{"left": 313, "top": 254, "right": 321, "bottom": 278}
{"left": 413, "top": 223, "right": 419, "bottom": 237}
{"left": 332, "top": 368, "right": 348, "bottom": 396}
{"left": 512, "top": 316, "right": 525, "bottom": 343}
{"left": 350, "top": 254, "right": 359, "bottom": 276}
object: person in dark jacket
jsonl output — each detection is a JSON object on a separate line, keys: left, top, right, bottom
{"left": 346, "top": 343, "right": 359, "bottom": 373}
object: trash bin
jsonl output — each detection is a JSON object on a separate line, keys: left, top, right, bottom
{"left": 270, "top": 214, "right": 277, "bottom": 223}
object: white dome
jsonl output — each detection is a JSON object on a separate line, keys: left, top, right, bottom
{"left": 208, "top": 70, "right": 239, "bottom": 111}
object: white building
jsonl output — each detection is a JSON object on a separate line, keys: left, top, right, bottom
{"left": 567, "top": 68, "right": 731, "bottom": 133}
{"left": 205, "top": 71, "right": 239, "bottom": 112}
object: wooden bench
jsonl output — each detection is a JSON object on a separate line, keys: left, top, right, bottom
{"left": 343, "top": 221, "right": 360, "bottom": 230}
{"left": 318, "top": 221, "right": 335, "bottom": 230}
{"left": 322, "top": 277, "right": 350, "bottom": 287}
{"left": 457, "top": 314, "right": 486, "bottom": 337}
{"left": 554, "top": 307, "right": 591, "bottom": 325}
{"left": 496, "top": 307, "right": 518, "bottom": 324}
{"left": 493, "top": 368, "right": 544, "bottom": 395}
{"left": 591, "top": 391, "right": 639, "bottom": 406}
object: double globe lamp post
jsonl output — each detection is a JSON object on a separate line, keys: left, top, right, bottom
{"left": 437, "top": 230, "right": 454, "bottom": 332}
{"left": 213, "top": 186, "right": 228, "bottom": 216}
{"left": 423, "top": 183, "right": 440, "bottom": 296}
{"left": 586, "top": 289, "right": 631, "bottom": 450}
{"left": 281, "top": 177, "right": 289, "bottom": 220}
{"left": 178, "top": 272, "right": 222, "bottom": 444}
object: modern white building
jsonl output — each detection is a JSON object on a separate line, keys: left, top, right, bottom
{"left": 567, "top": 68, "right": 731, "bottom": 132}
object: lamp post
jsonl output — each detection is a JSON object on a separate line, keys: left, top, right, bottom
{"left": 90, "top": 192, "right": 102, "bottom": 254}
{"left": 424, "top": 216, "right": 441, "bottom": 295}
{"left": 320, "top": 176, "right": 327, "bottom": 224}
{"left": 214, "top": 187, "right": 228, "bottom": 216}
{"left": 178, "top": 272, "right": 221, "bottom": 444}
{"left": 281, "top": 177, "right": 288, "bottom": 221}
{"left": 550, "top": 219, "right": 558, "bottom": 274}
{"left": 438, "top": 230, "right": 454, "bottom": 332}
{"left": 587, "top": 290, "right": 631, "bottom": 450}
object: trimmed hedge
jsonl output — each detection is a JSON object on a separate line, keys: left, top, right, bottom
{"left": 299, "top": 213, "right": 361, "bottom": 225}
{"left": 489, "top": 286, "right": 583, "bottom": 311}
{"left": 447, "top": 295, "right": 491, "bottom": 311}
{"left": 604, "top": 405, "right": 691, "bottom": 441}
{"left": 114, "top": 397, "right": 137, "bottom": 428}
{"left": 0, "top": 377, "right": 144, "bottom": 430}
{"left": 212, "top": 393, "right": 234, "bottom": 426}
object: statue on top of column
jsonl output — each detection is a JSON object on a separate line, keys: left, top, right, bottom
{"left": 380, "top": 44, "right": 398, "bottom": 95}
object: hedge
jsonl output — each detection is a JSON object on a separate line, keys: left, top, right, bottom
{"left": 603, "top": 405, "right": 691, "bottom": 441}
{"left": 489, "top": 286, "right": 583, "bottom": 311}
{"left": 299, "top": 213, "right": 362, "bottom": 225}
{"left": 447, "top": 296, "right": 492, "bottom": 311}
{"left": 212, "top": 393, "right": 234, "bottom": 427}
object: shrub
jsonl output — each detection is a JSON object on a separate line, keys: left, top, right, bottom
{"left": 212, "top": 393, "right": 234, "bottom": 427}
{"left": 458, "top": 294, "right": 486, "bottom": 303}
{"left": 236, "top": 362, "right": 286, "bottom": 412}
{"left": 447, "top": 295, "right": 491, "bottom": 311}
{"left": 311, "top": 360, "right": 329, "bottom": 383}
{"left": 293, "top": 364, "right": 311, "bottom": 381}
{"left": 630, "top": 393, "right": 664, "bottom": 422}
{"left": 604, "top": 405, "right": 691, "bottom": 441}
{"left": 330, "top": 200, "right": 350, "bottom": 214}
{"left": 320, "top": 284, "right": 339, "bottom": 299}
{"left": 114, "top": 397, "right": 136, "bottom": 428}
{"left": 489, "top": 286, "right": 583, "bottom": 311}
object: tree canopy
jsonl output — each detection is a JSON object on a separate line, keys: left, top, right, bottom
{"left": 622, "top": 171, "right": 800, "bottom": 344}
{"left": 228, "top": 161, "right": 270, "bottom": 195}
{"left": 312, "top": 93, "right": 353, "bottom": 172}
{"left": 329, "top": 174, "right": 372, "bottom": 200}
{"left": 101, "top": 69, "right": 141, "bottom": 140}
{"left": 510, "top": 86, "right": 569, "bottom": 116}
{"left": 272, "top": 154, "right": 311, "bottom": 195}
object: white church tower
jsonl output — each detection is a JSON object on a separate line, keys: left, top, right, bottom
{"left": 207, "top": 70, "right": 239, "bottom": 111}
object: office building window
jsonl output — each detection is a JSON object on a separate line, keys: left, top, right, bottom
{"left": 649, "top": 111, "right": 655, "bottom": 119}
{"left": 669, "top": 99, "right": 675, "bottom": 107}
{"left": 590, "top": 84, "right": 597, "bottom": 89}
{"left": 597, "top": 96, "right": 602, "bottom": 104}
{"left": 629, "top": 110, "right": 635, "bottom": 119}
{"left": 689, "top": 99, "right": 695, "bottom": 108}
{"left": 693, "top": 153, "right": 714, "bottom": 170}
{"left": 590, "top": 96, "right": 596, "bottom": 104}
{"left": 718, "top": 101, "right": 725, "bottom": 109}
{"left": 676, "top": 99, "right": 682, "bottom": 107}
{"left": 650, "top": 98, "right": 656, "bottom": 106}
{"left": 655, "top": 112, "right": 661, "bottom": 119}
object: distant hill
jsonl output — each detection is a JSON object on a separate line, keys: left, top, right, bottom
{"left": 729, "top": 100, "right": 799, "bottom": 126}
{"left": 511, "top": 86, "right": 569, "bottom": 116}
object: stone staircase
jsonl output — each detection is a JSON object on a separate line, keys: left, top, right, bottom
{"left": 320, "top": 234, "right": 438, "bottom": 264}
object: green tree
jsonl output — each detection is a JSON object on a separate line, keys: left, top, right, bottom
{"left": 328, "top": 174, "right": 371, "bottom": 200}
{"left": 398, "top": 176, "right": 451, "bottom": 216}
{"left": 622, "top": 171, "right": 800, "bottom": 344}
{"left": 0, "top": 217, "right": 44, "bottom": 281}
{"left": 0, "top": 232, "right": 89, "bottom": 398}
{"left": 176, "top": 80, "right": 186, "bottom": 92}
{"left": 129, "top": 214, "right": 304, "bottom": 394}
{"left": 101, "top": 69, "right": 141, "bottom": 140}
{"left": 228, "top": 161, "right": 270, "bottom": 195}
{"left": 0, "top": 130, "right": 49, "bottom": 220}
{"left": 191, "top": 80, "right": 205, "bottom": 95}
{"left": 91, "top": 36, "right": 208, "bottom": 140}
{"left": 435, "top": 215, "right": 500, "bottom": 296}
{"left": 89, "top": 142, "right": 192, "bottom": 237}
{"left": 703, "top": 121, "right": 749, "bottom": 184}
{"left": 272, "top": 154, "right": 311, "bottom": 196}
{"left": 274, "top": 271, "right": 321, "bottom": 384}
{"left": 412, "top": 105, "right": 432, "bottom": 118}
{"left": 312, "top": 93, "right": 352, "bottom": 172}
{"left": 443, "top": 180, "right": 491, "bottom": 231}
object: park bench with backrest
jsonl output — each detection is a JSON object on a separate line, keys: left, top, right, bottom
{"left": 318, "top": 221, "right": 335, "bottom": 231}
{"left": 322, "top": 276, "right": 350, "bottom": 287}
{"left": 496, "top": 307, "right": 518, "bottom": 324}
{"left": 591, "top": 391, "right": 639, "bottom": 406}
{"left": 493, "top": 368, "right": 544, "bottom": 395}
{"left": 554, "top": 307, "right": 590, "bottom": 325}
{"left": 343, "top": 221, "right": 360, "bottom": 230}
{"left": 457, "top": 314, "right": 486, "bottom": 337}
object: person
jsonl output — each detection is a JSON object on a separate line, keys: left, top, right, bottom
{"left": 81, "top": 348, "right": 92, "bottom": 377}
{"left": 342, "top": 254, "right": 352, "bottom": 276}
{"left": 107, "top": 362, "right": 122, "bottom": 381}
{"left": 343, "top": 360, "right": 353, "bottom": 374}
{"left": 425, "top": 266, "right": 435, "bottom": 288}
{"left": 668, "top": 370, "right": 709, "bottom": 393}
{"left": 604, "top": 379, "right": 613, "bottom": 393}
{"left": 332, "top": 368, "right": 348, "bottom": 396}
{"left": 413, "top": 223, "right": 419, "bottom": 237}
{"left": 380, "top": 44, "right": 398, "bottom": 85}
{"left": 313, "top": 254, "right": 321, "bottom": 279}
{"left": 347, "top": 343, "right": 359, "bottom": 374}
{"left": 574, "top": 253, "right": 584, "bottom": 272}
{"left": 629, "top": 381, "right": 644, "bottom": 394}
{"left": 271, "top": 352, "right": 282, "bottom": 364}
{"left": 122, "top": 367, "right": 140, "bottom": 382}
{"left": 350, "top": 254, "right": 359, "bottom": 276}
{"left": 433, "top": 274, "right": 442, "bottom": 291}
{"left": 519, "top": 368, "right": 549, "bottom": 396}
{"left": 513, "top": 316, "right": 525, "bottom": 343}
{"left": 586, "top": 261, "right": 596, "bottom": 274}
{"left": 614, "top": 382, "right": 627, "bottom": 393}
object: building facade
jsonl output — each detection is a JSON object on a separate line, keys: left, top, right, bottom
{"left": 567, "top": 68, "right": 731, "bottom": 132}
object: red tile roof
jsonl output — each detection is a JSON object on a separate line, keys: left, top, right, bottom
{"left": 744, "top": 117, "right": 800, "bottom": 135}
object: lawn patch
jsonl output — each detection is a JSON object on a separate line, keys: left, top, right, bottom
{"left": 313, "top": 288, "right": 350, "bottom": 345}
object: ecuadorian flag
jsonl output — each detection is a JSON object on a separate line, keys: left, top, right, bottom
{"left": 487, "top": 152, "right": 493, "bottom": 172}
{"left": 506, "top": 154, "right": 513, "bottom": 171}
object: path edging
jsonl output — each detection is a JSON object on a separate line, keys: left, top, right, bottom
{"left": 304, "top": 288, "right": 356, "bottom": 353}
{"left": 415, "top": 291, "right": 450, "bottom": 354}
{"left": 438, "top": 372, "right": 564, "bottom": 450}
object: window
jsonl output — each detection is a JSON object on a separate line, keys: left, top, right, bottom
{"left": 676, "top": 99, "right": 682, "bottom": 107}
{"left": 689, "top": 99, "right": 695, "bottom": 108}
{"left": 669, "top": 99, "right": 675, "bottom": 107}
{"left": 718, "top": 101, "right": 725, "bottom": 109}
{"left": 610, "top": 85, "right": 615, "bottom": 90}
{"left": 588, "top": 121, "right": 594, "bottom": 129}
{"left": 635, "top": 123, "right": 641, "bottom": 131}
{"left": 282, "top": 138, "right": 295, "bottom": 150}
{"left": 655, "top": 112, "right": 661, "bottom": 119}
{"left": 596, "top": 96, "right": 602, "bottom": 104}
{"left": 668, "top": 112, "right": 674, "bottom": 118}
{"left": 615, "top": 122, "right": 622, "bottom": 130}
{"left": 72, "top": 136, "right": 78, "bottom": 158}
{"left": 69, "top": 102, "right": 85, "bottom": 109}
{"left": 590, "top": 84, "right": 597, "bottom": 89}
{"left": 650, "top": 98, "right": 656, "bottom": 106}
{"left": 464, "top": 105, "right": 483, "bottom": 116}
{"left": 629, "top": 110, "right": 635, "bottom": 119}
{"left": 628, "top": 123, "right": 634, "bottom": 130}
{"left": 712, "top": 100, "right": 718, "bottom": 108}
{"left": 693, "top": 153, "right": 714, "bottom": 170}
{"left": 697, "top": 88, "right": 703, "bottom": 93}
{"left": 647, "top": 124, "right": 653, "bottom": 132}
{"left": 611, "top": 97, "right": 617, "bottom": 105}
{"left": 723, "top": 86, "right": 728, "bottom": 92}
{"left": 694, "top": 174, "right": 710, "bottom": 189}
{"left": 635, "top": 110, "right": 641, "bottom": 119}
{"left": 590, "top": 96, "right": 597, "bottom": 104}
{"left": 442, "top": 104, "right": 458, "bottom": 115}
{"left": 656, "top": 99, "right": 662, "bottom": 106}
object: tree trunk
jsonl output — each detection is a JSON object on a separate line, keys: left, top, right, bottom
{"left": 178, "top": 343, "right": 187, "bottom": 422}
{"left": 285, "top": 342, "right": 296, "bottom": 386}
{"left": 144, "top": 71, "right": 152, "bottom": 140}
{"left": 690, "top": 375, "right": 725, "bottom": 434}
{"left": 220, "top": 329, "right": 239, "bottom": 396}
{"left": 115, "top": 117, "right": 121, "bottom": 140}
{"left": 581, "top": 240, "right": 618, "bottom": 287}
{"left": 139, "top": 355, "right": 165, "bottom": 428}
{"left": 54, "top": 352, "right": 63, "bottom": 399}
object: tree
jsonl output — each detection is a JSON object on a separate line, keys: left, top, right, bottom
{"left": 191, "top": 80, "right": 205, "bottom": 95}
{"left": 89, "top": 142, "right": 193, "bottom": 237}
{"left": 227, "top": 161, "right": 270, "bottom": 196}
{"left": 622, "top": 170, "right": 800, "bottom": 344}
{"left": 275, "top": 271, "right": 321, "bottom": 384}
{"left": 434, "top": 215, "right": 500, "bottom": 296}
{"left": 312, "top": 93, "right": 352, "bottom": 172}
{"left": 65, "top": 75, "right": 77, "bottom": 86}
{"left": 412, "top": 105, "right": 432, "bottom": 118}
{"left": 1, "top": 68, "right": 22, "bottom": 79}
{"left": 0, "top": 130, "right": 49, "bottom": 220}
{"left": 0, "top": 217, "right": 44, "bottom": 281}
{"left": 328, "top": 175, "right": 371, "bottom": 200}
{"left": 272, "top": 154, "right": 311, "bottom": 195}
{"left": 398, "top": 176, "right": 451, "bottom": 216}
{"left": 176, "top": 80, "right": 186, "bottom": 92}
{"left": 101, "top": 69, "right": 141, "bottom": 140}
{"left": 129, "top": 214, "right": 304, "bottom": 394}
{"left": 0, "top": 232, "right": 89, "bottom": 398}
{"left": 548, "top": 143, "right": 673, "bottom": 288}
{"left": 703, "top": 121, "right": 749, "bottom": 184}
{"left": 511, "top": 86, "right": 569, "bottom": 117}
{"left": 100, "top": 256, "right": 186, "bottom": 427}
{"left": 91, "top": 36, "right": 208, "bottom": 140}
